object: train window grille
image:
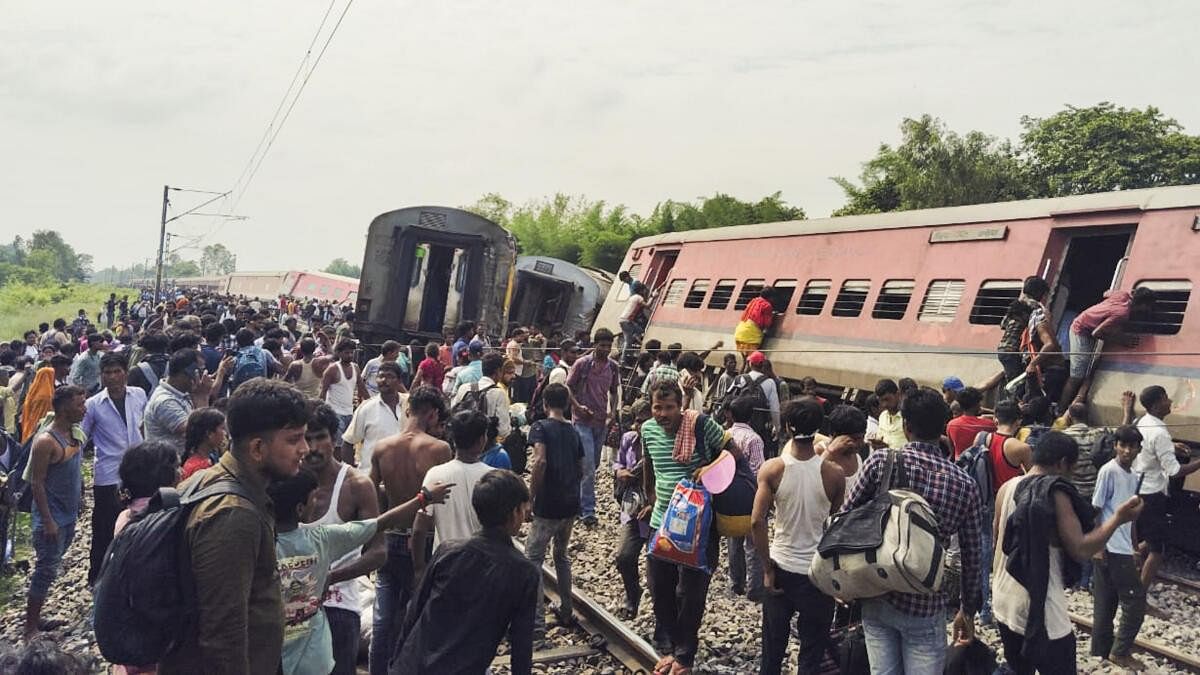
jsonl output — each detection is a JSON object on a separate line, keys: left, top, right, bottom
{"left": 734, "top": 279, "right": 766, "bottom": 311}
{"left": 969, "top": 280, "right": 1022, "bottom": 325}
{"left": 417, "top": 210, "right": 448, "bottom": 229}
{"left": 872, "top": 280, "right": 915, "bottom": 320}
{"left": 832, "top": 280, "right": 871, "bottom": 317}
{"left": 771, "top": 279, "right": 798, "bottom": 313}
{"left": 616, "top": 264, "right": 642, "bottom": 301}
{"left": 918, "top": 279, "right": 966, "bottom": 322}
{"left": 1127, "top": 280, "right": 1192, "bottom": 336}
{"left": 708, "top": 279, "right": 737, "bottom": 310}
{"left": 684, "top": 279, "right": 710, "bottom": 308}
{"left": 797, "top": 280, "right": 831, "bottom": 315}
{"left": 662, "top": 279, "right": 688, "bottom": 306}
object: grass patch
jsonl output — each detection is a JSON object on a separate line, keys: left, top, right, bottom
{"left": 0, "top": 282, "right": 135, "bottom": 342}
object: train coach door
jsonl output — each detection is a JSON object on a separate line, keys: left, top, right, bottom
{"left": 642, "top": 248, "right": 679, "bottom": 320}
{"left": 1044, "top": 226, "right": 1136, "bottom": 340}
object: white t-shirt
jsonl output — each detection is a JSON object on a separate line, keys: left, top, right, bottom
{"left": 1092, "top": 459, "right": 1139, "bottom": 555}
{"left": 342, "top": 395, "right": 406, "bottom": 469}
{"left": 422, "top": 459, "right": 494, "bottom": 551}
{"left": 621, "top": 294, "right": 645, "bottom": 321}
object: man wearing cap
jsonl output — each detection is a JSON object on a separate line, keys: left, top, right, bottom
{"left": 452, "top": 340, "right": 486, "bottom": 391}
{"left": 742, "top": 352, "right": 781, "bottom": 454}
{"left": 941, "top": 376, "right": 965, "bottom": 406}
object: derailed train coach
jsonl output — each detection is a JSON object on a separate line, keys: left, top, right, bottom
{"left": 509, "top": 255, "right": 613, "bottom": 338}
{"left": 594, "top": 184, "right": 1200, "bottom": 550}
{"left": 353, "top": 206, "right": 516, "bottom": 347}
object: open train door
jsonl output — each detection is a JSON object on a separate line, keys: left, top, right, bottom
{"left": 639, "top": 246, "right": 679, "bottom": 325}
{"left": 1041, "top": 222, "right": 1137, "bottom": 346}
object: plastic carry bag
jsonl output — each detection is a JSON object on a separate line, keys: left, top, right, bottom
{"left": 647, "top": 478, "right": 714, "bottom": 573}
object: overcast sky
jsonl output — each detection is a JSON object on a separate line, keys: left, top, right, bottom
{"left": 4, "top": 1, "right": 1198, "bottom": 273}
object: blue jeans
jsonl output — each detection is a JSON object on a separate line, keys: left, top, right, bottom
{"left": 861, "top": 598, "right": 946, "bottom": 675}
{"left": 30, "top": 522, "right": 76, "bottom": 602}
{"left": 370, "top": 532, "right": 426, "bottom": 675}
{"left": 574, "top": 423, "right": 603, "bottom": 519}
{"left": 979, "top": 511, "right": 994, "bottom": 622}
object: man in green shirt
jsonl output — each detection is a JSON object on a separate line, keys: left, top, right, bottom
{"left": 640, "top": 380, "right": 729, "bottom": 674}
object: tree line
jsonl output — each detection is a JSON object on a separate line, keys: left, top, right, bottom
{"left": 455, "top": 102, "right": 1200, "bottom": 272}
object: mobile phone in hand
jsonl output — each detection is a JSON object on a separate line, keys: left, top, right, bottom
{"left": 1135, "top": 472, "right": 1145, "bottom": 494}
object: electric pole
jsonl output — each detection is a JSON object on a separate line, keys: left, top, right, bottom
{"left": 154, "top": 185, "right": 169, "bottom": 302}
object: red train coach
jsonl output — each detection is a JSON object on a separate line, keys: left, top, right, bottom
{"left": 595, "top": 184, "right": 1200, "bottom": 441}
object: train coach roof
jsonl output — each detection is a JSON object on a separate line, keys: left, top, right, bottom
{"left": 632, "top": 183, "right": 1200, "bottom": 248}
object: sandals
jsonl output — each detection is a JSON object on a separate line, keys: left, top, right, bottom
{"left": 653, "top": 656, "right": 675, "bottom": 675}
{"left": 670, "top": 665, "right": 693, "bottom": 675}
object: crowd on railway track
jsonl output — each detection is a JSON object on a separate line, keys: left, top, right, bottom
{"left": 0, "top": 276, "right": 1198, "bottom": 675}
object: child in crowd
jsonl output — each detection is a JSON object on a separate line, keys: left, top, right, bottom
{"left": 1091, "top": 425, "right": 1148, "bottom": 670}
{"left": 112, "top": 440, "right": 181, "bottom": 675}
{"left": 481, "top": 417, "right": 512, "bottom": 470}
{"left": 613, "top": 399, "right": 652, "bottom": 619}
{"left": 179, "top": 408, "right": 227, "bottom": 482}
{"left": 269, "top": 469, "right": 451, "bottom": 675}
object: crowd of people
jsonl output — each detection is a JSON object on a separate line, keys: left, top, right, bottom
{"left": 0, "top": 273, "right": 1196, "bottom": 675}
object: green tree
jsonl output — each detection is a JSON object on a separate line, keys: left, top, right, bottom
{"left": 324, "top": 257, "right": 362, "bottom": 278}
{"left": 1020, "top": 102, "right": 1200, "bottom": 197}
{"left": 164, "top": 254, "right": 201, "bottom": 277}
{"left": 833, "top": 115, "right": 1030, "bottom": 215}
{"left": 200, "top": 243, "right": 237, "bottom": 275}
{"left": 24, "top": 229, "right": 91, "bottom": 281}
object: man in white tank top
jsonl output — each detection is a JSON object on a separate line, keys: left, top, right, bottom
{"left": 321, "top": 339, "right": 368, "bottom": 459}
{"left": 752, "top": 398, "right": 846, "bottom": 675}
{"left": 302, "top": 402, "right": 383, "bottom": 675}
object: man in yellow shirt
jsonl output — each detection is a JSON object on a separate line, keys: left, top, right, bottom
{"left": 869, "top": 379, "right": 908, "bottom": 449}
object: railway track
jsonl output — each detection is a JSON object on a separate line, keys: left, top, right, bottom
{"left": 1160, "top": 571, "right": 1200, "bottom": 596}
{"left": 503, "top": 541, "right": 657, "bottom": 674}
{"left": 1068, "top": 612, "right": 1200, "bottom": 673}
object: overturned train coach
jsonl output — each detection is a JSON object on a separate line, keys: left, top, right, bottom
{"left": 595, "top": 184, "right": 1200, "bottom": 548}
{"left": 354, "top": 206, "right": 516, "bottom": 347}
{"left": 509, "top": 256, "right": 613, "bottom": 338}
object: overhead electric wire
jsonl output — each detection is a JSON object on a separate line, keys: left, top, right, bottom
{"left": 229, "top": 0, "right": 355, "bottom": 214}
{"left": 193, "top": 0, "right": 348, "bottom": 248}
{"left": 225, "top": 0, "right": 340, "bottom": 205}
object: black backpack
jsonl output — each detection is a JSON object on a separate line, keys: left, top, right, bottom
{"left": 1, "top": 430, "right": 35, "bottom": 513}
{"left": 528, "top": 365, "right": 570, "bottom": 424}
{"left": 956, "top": 431, "right": 997, "bottom": 513}
{"left": 93, "top": 479, "right": 252, "bottom": 666}
{"left": 451, "top": 382, "right": 497, "bottom": 418}
{"left": 1091, "top": 429, "right": 1118, "bottom": 469}
{"left": 713, "top": 373, "right": 772, "bottom": 439}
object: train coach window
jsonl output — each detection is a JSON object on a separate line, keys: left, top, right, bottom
{"left": 797, "top": 280, "right": 831, "bottom": 315}
{"left": 872, "top": 280, "right": 914, "bottom": 320}
{"left": 918, "top": 279, "right": 966, "bottom": 322}
{"left": 771, "top": 280, "right": 797, "bottom": 313}
{"left": 832, "top": 280, "right": 871, "bottom": 317}
{"left": 684, "top": 279, "right": 710, "bottom": 308}
{"left": 708, "top": 279, "right": 737, "bottom": 310}
{"left": 615, "top": 264, "right": 642, "bottom": 301}
{"left": 1127, "top": 280, "right": 1192, "bottom": 335}
{"left": 663, "top": 279, "right": 687, "bottom": 306}
{"left": 969, "top": 280, "right": 1022, "bottom": 325}
{"left": 735, "top": 279, "right": 766, "bottom": 310}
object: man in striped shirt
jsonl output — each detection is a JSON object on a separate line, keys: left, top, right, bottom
{"left": 841, "top": 388, "right": 983, "bottom": 674}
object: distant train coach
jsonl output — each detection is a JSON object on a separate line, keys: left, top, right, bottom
{"left": 354, "top": 206, "right": 517, "bottom": 346}
{"left": 595, "top": 184, "right": 1200, "bottom": 440}
{"left": 509, "top": 256, "right": 613, "bottom": 338}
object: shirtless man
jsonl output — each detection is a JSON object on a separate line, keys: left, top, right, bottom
{"left": 285, "top": 338, "right": 331, "bottom": 399}
{"left": 302, "top": 401, "right": 381, "bottom": 675}
{"left": 367, "top": 385, "right": 451, "bottom": 675}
